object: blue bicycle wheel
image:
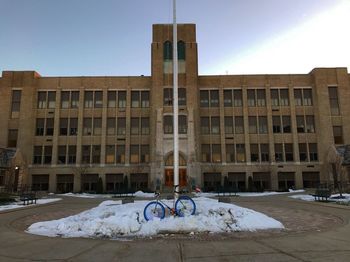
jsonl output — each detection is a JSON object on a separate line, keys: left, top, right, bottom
{"left": 144, "top": 201, "right": 166, "bottom": 221}
{"left": 175, "top": 196, "right": 196, "bottom": 217}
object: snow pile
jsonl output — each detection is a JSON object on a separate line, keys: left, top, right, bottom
{"left": 59, "top": 191, "right": 154, "bottom": 199}
{"left": 134, "top": 191, "right": 155, "bottom": 198}
{"left": 27, "top": 197, "right": 284, "bottom": 238}
{"left": 290, "top": 193, "right": 350, "bottom": 203}
{"left": 0, "top": 198, "right": 62, "bottom": 212}
{"left": 194, "top": 189, "right": 304, "bottom": 198}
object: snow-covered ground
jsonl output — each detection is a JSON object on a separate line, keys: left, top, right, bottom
{"left": 0, "top": 198, "right": 62, "bottom": 212}
{"left": 27, "top": 197, "right": 284, "bottom": 239}
{"left": 194, "top": 189, "right": 304, "bottom": 198}
{"left": 59, "top": 191, "right": 155, "bottom": 199}
{"left": 290, "top": 193, "right": 350, "bottom": 203}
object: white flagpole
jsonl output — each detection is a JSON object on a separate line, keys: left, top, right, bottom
{"left": 173, "top": 0, "right": 179, "bottom": 202}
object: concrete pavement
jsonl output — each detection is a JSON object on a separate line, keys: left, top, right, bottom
{"left": 0, "top": 194, "right": 349, "bottom": 261}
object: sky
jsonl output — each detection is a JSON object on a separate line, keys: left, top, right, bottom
{"left": 0, "top": 0, "right": 349, "bottom": 76}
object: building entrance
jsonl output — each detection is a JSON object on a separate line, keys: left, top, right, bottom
{"left": 165, "top": 168, "right": 187, "bottom": 187}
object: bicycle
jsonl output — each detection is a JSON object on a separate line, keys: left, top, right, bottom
{"left": 143, "top": 191, "right": 196, "bottom": 221}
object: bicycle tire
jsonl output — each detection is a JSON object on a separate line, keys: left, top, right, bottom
{"left": 144, "top": 201, "right": 166, "bottom": 221}
{"left": 175, "top": 196, "right": 196, "bottom": 217}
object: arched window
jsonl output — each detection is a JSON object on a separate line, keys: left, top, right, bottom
{"left": 177, "top": 41, "right": 186, "bottom": 60}
{"left": 165, "top": 153, "right": 186, "bottom": 166}
{"left": 163, "top": 41, "right": 173, "bottom": 60}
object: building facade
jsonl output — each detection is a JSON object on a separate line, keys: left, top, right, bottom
{"left": 0, "top": 24, "right": 350, "bottom": 193}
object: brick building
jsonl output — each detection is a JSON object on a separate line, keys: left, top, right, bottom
{"left": 0, "top": 24, "right": 349, "bottom": 193}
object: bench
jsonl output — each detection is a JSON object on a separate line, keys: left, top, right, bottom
{"left": 216, "top": 186, "right": 239, "bottom": 197}
{"left": 313, "top": 188, "right": 331, "bottom": 201}
{"left": 19, "top": 192, "right": 37, "bottom": 205}
{"left": 112, "top": 189, "right": 135, "bottom": 198}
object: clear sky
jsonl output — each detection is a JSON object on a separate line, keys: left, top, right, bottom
{"left": 0, "top": 0, "right": 349, "bottom": 76}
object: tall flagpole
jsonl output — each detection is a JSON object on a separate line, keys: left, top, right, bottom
{"left": 173, "top": 0, "right": 179, "bottom": 202}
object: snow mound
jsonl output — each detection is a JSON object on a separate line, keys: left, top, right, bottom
{"left": 26, "top": 197, "right": 283, "bottom": 238}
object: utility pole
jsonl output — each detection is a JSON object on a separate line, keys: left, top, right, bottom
{"left": 173, "top": 0, "right": 179, "bottom": 202}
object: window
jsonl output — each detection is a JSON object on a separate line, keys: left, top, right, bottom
{"left": 260, "top": 144, "right": 269, "bottom": 162}
{"left": 118, "top": 91, "right": 126, "bottom": 108}
{"left": 233, "top": 90, "right": 242, "bottom": 107}
{"left": 178, "top": 41, "right": 185, "bottom": 60}
{"left": 131, "top": 118, "right": 139, "bottom": 135}
{"left": 309, "top": 143, "right": 318, "bottom": 161}
{"left": 201, "top": 117, "right": 210, "bottom": 134}
{"left": 333, "top": 126, "right": 343, "bottom": 144}
{"left": 257, "top": 89, "right": 266, "bottom": 106}
{"left": 0, "top": 170, "right": 4, "bottom": 187}
{"left": 33, "top": 146, "right": 42, "bottom": 164}
{"left": 83, "top": 118, "right": 92, "bottom": 135}
{"left": 212, "top": 144, "right": 221, "bottom": 163}
{"left": 296, "top": 116, "right": 305, "bottom": 133}
{"left": 224, "top": 117, "right": 233, "bottom": 134}
{"left": 164, "top": 115, "right": 173, "bottom": 134}
{"left": 211, "top": 117, "right": 220, "bottom": 134}
{"left": 272, "top": 116, "right": 281, "bottom": 133}
{"left": 116, "top": 145, "right": 125, "bottom": 164}
{"left": 106, "top": 145, "right": 115, "bottom": 164}
{"left": 299, "top": 143, "right": 307, "bottom": 162}
{"left": 107, "top": 91, "right": 116, "bottom": 108}
{"left": 131, "top": 91, "right": 140, "bottom": 108}
{"left": 84, "top": 91, "right": 93, "bottom": 108}
{"left": 61, "top": 91, "right": 70, "bottom": 108}
{"left": 70, "top": 118, "right": 78, "bottom": 136}
{"left": 107, "top": 118, "right": 116, "bottom": 135}
{"left": 141, "top": 91, "right": 150, "bottom": 108}
{"left": 236, "top": 144, "right": 245, "bottom": 162}
{"left": 11, "top": 90, "right": 21, "bottom": 113}
{"left": 285, "top": 144, "right": 293, "bottom": 161}
{"left": 294, "top": 89, "right": 302, "bottom": 106}
{"left": 36, "top": 118, "right": 45, "bottom": 136}
{"left": 258, "top": 116, "right": 268, "bottom": 134}
{"left": 141, "top": 145, "right": 149, "bottom": 163}
{"left": 44, "top": 146, "right": 52, "bottom": 164}
{"left": 248, "top": 116, "right": 257, "bottom": 134}
{"left": 59, "top": 118, "right": 68, "bottom": 135}
{"left": 200, "top": 90, "right": 209, "bottom": 107}
{"left": 94, "top": 91, "right": 103, "bottom": 108}
{"left": 303, "top": 89, "right": 313, "bottom": 106}
{"left": 141, "top": 117, "right": 150, "bottom": 135}
{"left": 46, "top": 118, "right": 54, "bottom": 136}
{"left": 82, "top": 145, "right": 91, "bottom": 164}
{"left": 68, "top": 146, "right": 76, "bottom": 164}
{"left": 282, "top": 116, "right": 291, "bottom": 133}
{"left": 328, "top": 87, "right": 340, "bottom": 115}
{"left": 164, "top": 88, "right": 173, "bottom": 106}
{"left": 247, "top": 90, "right": 256, "bottom": 107}
{"left": 280, "top": 89, "right": 289, "bottom": 106}
{"left": 271, "top": 89, "right": 279, "bottom": 106}
{"left": 7, "top": 129, "right": 18, "bottom": 148}
{"left": 37, "top": 92, "right": 47, "bottom": 109}
{"left": 306, "top": 115, "right": 315, "bottom": 133}
{"left": 179, "top": 115, "right": 187, "bottom": 134}
{"left": 92, "top": 145, "right": 101, "bottom": 164}
{"left": 275, "top": 144, "right": 283, "bottom": 162}
{"left": 201, "top": 144, "right": 210, "bottom": 162}
{"left": 226, "top": 144, "right": 235, "bottom": 162}
{"left": 58, "top": 145, "right": 66, "bottom": 164}
{"left": 210, "top": 90, "right": 219, "bottom": 107}
{"left": 163, "top": 41, "right": 172, "bottom": 60}
{"left": 178, "top": 88, "right": 186, "bottom": 106}
{"left": 93, "top": 118, "right": 102, "bottom": 135}
{"left": 47, "top": 92, "right": 56, "bottom": 109}
{"left": 224, "top": 90, "right": 232, "bottom": 107}
{"left": 250, "top": 144, "right": 259, "bottom": 162}
{"left": 235, "top": 116, "right": 244, "bottom": 134}
{"left": 130, "top": 145, "right": 139, "bottom": 164}
{"left": 117, "top": 118, "right": 126, "bottom": 135}
{"left": 71, "top": 91, "right": 79, "bottom": 108}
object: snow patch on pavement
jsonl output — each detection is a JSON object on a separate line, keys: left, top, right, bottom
{"left": 290, "top": 193, "right": 350, "bottom": 203}
{"left": 0, "top": 198, "right": 62, "bottom": 212}
{"left": 26, "top": 197, "right": 284, "bottom": 239}
{"left": 195, "top": 189, "right": 304, "bottom": 198}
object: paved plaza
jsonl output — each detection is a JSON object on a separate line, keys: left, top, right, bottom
{"left": 0, "top": 194, "right": 349, "bottom": 261}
